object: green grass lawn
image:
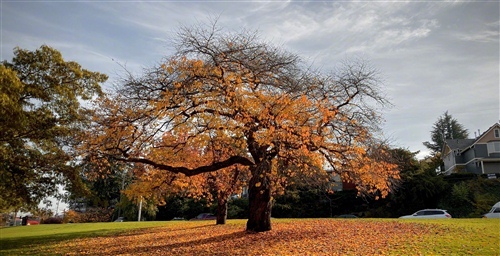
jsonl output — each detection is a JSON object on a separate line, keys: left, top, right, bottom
{"left": 402, "top": 219, "right": 500, "bottom": 255}
{"left": 1, "top": 219, "right": 499, "bottom": 255}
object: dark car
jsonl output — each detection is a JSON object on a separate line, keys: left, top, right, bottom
{"left": 190, "top": 213, "right": 216, "bottom": 220}
{"left": 114, "top": 217, "right": 125, "bottom": 222}
{"left": 335, "top": 214, "right": 358, "bottom": 218}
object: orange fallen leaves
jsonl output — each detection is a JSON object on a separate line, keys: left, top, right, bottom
{"left": 26, "top": 220, "right": 440, "bottom": 255}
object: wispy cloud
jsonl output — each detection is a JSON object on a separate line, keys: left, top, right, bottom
{"left": 454, "top": 20, "right": 500, "bottom": 43}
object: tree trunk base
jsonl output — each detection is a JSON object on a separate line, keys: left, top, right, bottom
{"left": 246, "top": 160, "right": 272, "bottom": 232}
{"left": 216, "top": 198, "right": 228, "bottom": 225}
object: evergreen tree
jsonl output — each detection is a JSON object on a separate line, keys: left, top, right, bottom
{"left": 423, "top": 111, "right": 469, "bottom": 153}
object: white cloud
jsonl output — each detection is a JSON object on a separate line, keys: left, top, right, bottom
{"left": 454, "top": 20, "right": 500, "bottom": 43}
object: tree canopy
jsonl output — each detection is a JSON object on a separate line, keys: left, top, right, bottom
{"left": 423, "top": 111, "right": 469, "bottom": 154}
{"left": 82, "top": 23, "right": 399, "bottom": 232}
{"left": 0, "top": 45, "right": 107, "bottom": 212}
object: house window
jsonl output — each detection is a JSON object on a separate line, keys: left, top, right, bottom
{"left": 495, "top": 129, "right": 500, "bottom": 138}
{"left": 487, "top": 142, "right": 500, "bottom": 153}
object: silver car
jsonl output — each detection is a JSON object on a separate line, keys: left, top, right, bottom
{"left": 399, "top": 209, "right": 452, "bottom": 219}
{"left": 483, "top": 202, "right": 500, "bottom": 218}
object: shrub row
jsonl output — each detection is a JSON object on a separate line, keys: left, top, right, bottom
{"left": 63, "top": 208, "right": 113, "bottom": 223}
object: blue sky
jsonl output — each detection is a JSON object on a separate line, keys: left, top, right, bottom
{"left": 2, "top": 0, "right": 499, "bottom": 161}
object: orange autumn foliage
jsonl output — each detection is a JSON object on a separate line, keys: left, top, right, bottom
{"left": 80, "top": 23, "right": 400, "bottom": 231}
{"left": 123, "top": 133, "right": 249, "bottom": 221}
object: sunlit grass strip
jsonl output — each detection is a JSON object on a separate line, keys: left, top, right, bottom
{"left": 397, "top": 219, "right": 500, "bottom": 255}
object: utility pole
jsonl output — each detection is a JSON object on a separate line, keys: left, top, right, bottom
{"left": 55, "top": 199, "right": 60, "bottom": 216}
{"left": 138, "top": 196, "right": 142, "bottom": 222}
{"left": 117, "top": 171, "right": 126, "bottom": 220}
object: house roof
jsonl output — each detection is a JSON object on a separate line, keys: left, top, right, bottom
{"left": 444, "top": 139, "right": 476, "bottom": 151}
{"left": 442, "top": 122, "right": 499, "bottom": 157}
{"left": 475, "top": 122, "right": 500, "bottom": 143}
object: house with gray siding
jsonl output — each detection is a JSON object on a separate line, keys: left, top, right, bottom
{"left": 442, "top": 122, "right": 500, "bottom": 175}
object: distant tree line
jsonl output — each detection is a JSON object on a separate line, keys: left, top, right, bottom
{"left": 66, "top": 147, "right": 498, "bottom": 222}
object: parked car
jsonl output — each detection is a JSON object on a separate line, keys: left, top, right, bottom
{"left": 190, "top": 213, "right": 216, "bottom": 220}
{"left": 9, "top": 217, "right": 22, "bottom": 226}
{"left": 335, "top": 214, "right": 358, "bottom": 218}
{"left": 399, "top": 209, "right": 452, "bottom": 219}
{"left": 114, "top": 217, "right": 125, "bottom": 222}
{"left": 20, "top": 216, "right": 40, "bottom": 226}
{"left": 483, "top": 201, "right": 500, "bottom": 218}
{"left": 26, "top": 219, "right": 40, "bottom": 225}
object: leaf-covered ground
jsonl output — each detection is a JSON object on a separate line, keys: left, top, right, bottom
{"left": 15, "top": 219, "right": 438, "bottom": 255}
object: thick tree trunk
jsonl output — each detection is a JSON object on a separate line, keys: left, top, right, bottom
{"left": 216, "top": 196, "right": 228, "bottom": 225}
{"left": 246, "top": 160, "right": 272, "bottom": 232}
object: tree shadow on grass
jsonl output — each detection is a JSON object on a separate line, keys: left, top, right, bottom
{"left": 2, "top": 231, "right": 97, "bottom": 251}
{"left": 98, "top": 227, "right": 329, "bottom": 255}
{"left": 0, "top": 227, "right": 150, "bottom": 252}
{"left": 121, "top": 230, "right": 250, "bottom": 255}
{"left": 0, "top": 223, "right": 216, "bottom": 254}
{"left": 167, "top": 224, "right": 215, "bottom": 232}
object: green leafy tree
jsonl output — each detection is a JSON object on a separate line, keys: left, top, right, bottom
{"left": 0, "top": 45, "right": 107, "bottom": 212}
{"left": 439, "top": 176, "right": 500, "bottom": 217}
{"left": 388, "top": 148, "right": 420, "bottom": 175}
{"left": 66, "top": 157, "right": 139, "bottom": 223}
{"left": 423, "top": 111, "right": 469, "bottom": 153}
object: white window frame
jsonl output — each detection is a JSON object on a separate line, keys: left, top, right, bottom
{"left": 487, "top": 141, "right": 500, "bottom": 154}
{"left": 495, "top": 129, "right": 500, "bottom": 138}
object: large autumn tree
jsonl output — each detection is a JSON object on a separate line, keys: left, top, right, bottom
{"left": 0, "top": 45, "right": 107, "bottom": 212}
{"left": 83, "top": 23, "right": 398, "bottom": 232}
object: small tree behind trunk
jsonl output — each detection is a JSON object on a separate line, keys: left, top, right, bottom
{"left": 216, "top": 196, "right": 228, "bottom": 225}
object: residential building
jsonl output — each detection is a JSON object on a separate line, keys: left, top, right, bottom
{"left": 442, "top": 122, "right": 500, "bottom": 175}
